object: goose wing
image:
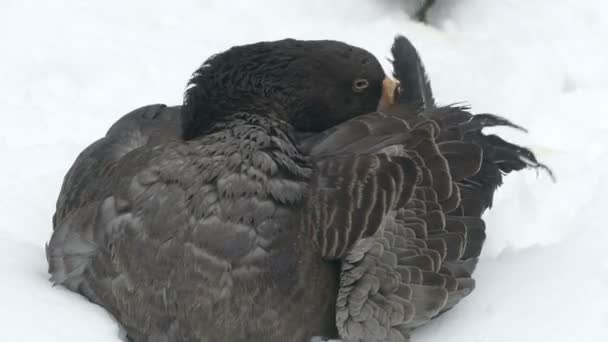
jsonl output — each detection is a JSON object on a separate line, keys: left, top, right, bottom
{"left": 302, "top": 35, "right": 549, "bottom": 342}
{"left": 48, "top": 104, "right": 188, "bottom": 339}
{"left": 53, "top": 104, "right": 181, "bottom": 227}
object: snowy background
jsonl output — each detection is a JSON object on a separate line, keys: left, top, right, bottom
{"left": 1, "top": 0, "right": 607, "bottom": 341}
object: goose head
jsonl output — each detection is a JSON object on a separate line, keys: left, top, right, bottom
{"left": 181, "top": 38, "right": 396, "bottom": 139}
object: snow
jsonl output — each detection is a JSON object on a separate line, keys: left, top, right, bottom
{"left": 1, "top": 0, "right": 607, "bottom": 341}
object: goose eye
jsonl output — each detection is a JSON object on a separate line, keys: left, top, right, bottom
{"left": 352, "top": 78, "right": 369, "bottom": 92}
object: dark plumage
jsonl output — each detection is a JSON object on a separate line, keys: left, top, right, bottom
{"left": 47, "top": 36, "right": 549, "bottom": 342}
{"left": 181, "top": 39, "right": 386, "bottom": 139}
{"left": 48, "top": 38, "right": 389, "bottom": 342}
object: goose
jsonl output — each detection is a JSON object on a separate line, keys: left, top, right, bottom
{"left": 47, "top": 36, "right": 549, "bottom": 342}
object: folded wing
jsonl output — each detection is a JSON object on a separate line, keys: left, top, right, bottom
{"left": 302, "top": 35, "right": 550, "bottom": 342}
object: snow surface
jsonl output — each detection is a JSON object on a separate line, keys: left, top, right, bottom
{"left": 1, "top": 0, "right": 607, "bottom": 341}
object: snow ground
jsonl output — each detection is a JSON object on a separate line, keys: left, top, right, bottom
{"left": 1, "top": 0, "right": 607, "bottom": 341}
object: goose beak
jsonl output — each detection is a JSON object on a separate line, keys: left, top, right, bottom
{"left": 378, "top": 77, "right": 399, "bottom": 111}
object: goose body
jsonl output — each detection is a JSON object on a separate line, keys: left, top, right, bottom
{"left": 47, "top": 36, "right": 548, "bottom": 342}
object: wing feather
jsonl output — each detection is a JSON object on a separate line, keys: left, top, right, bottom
{"left": 307, "top": 35, "right": 550, "bottom": 342}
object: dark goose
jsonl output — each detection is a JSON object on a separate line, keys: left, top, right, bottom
{"left": 47, "top": 36, "right": 549, "bottom": 342}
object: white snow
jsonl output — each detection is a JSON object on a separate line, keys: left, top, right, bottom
{"left": 1, "top": 0, "right": 607, "bottom": 341}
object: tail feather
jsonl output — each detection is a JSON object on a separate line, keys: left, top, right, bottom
{"left": 391, "top": 35, "right": 435, "bottom": 109}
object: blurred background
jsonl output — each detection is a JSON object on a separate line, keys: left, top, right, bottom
{"left": 0, "top": 0, "right": 606, "bottom": 341}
